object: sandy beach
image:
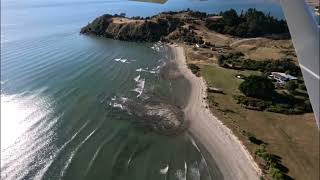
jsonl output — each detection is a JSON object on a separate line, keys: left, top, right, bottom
{"left": 170, "top": 45, "right": 262, "bottom": 180}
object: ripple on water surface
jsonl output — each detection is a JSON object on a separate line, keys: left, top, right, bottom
{"left": 1, "top": 35, "right": 223, "bottom": 180}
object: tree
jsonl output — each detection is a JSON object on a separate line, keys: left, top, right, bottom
{"left": 285, "top": 81, "right": 298, "bottom": 93}
{"left": 221, "top": 9, "right": 239, "bottom": 26}
{"left": 206, "top": 8, "right": 289, "bottom": 38}
{"left": 217, "top": 55, "right": 225, "bottom": 66}
{"left": 119, "top": 13, "right": 126, "bottom": 17}
{"left": 299, "top": 83, "right": 307, "bottom": 90}
{"left": 269, "top": 166, "right": 285, "bottom": 180}
{"left": 239, "top": 75, "right": 275, "bottom": 99}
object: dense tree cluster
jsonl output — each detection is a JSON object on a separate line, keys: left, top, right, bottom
{"left": 178, "top": 27, "right": 203, "bottom": 44}
{"left": 217, "top": 53, "right": 302, "bottom": 77}
{"left": 187, "top": 64, "right": 200, "bottom": 76}
{"left": 186, "top": 10, "right": 207, "bottom": 19}
{"left": 166, "top": 25, "right": 204, "bottom": 44}
{"left": 285, "top": 81, "right": 298, "bottom": 93}
{"left": 236, "top": 75, "right": 312, "bottom": 114}
{"left": 239, "top": 75, "right": 275, "bottom": 99}
{"left": 206, "top": 8, "right": 289, "bottom": 37}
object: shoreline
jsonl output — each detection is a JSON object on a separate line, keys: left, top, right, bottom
{"left": 169, "top": 45, "right": 262, "bottom": 180}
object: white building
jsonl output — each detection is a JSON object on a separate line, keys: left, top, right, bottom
{"left": 269, "top": 72, "right": 298, "bottom": 85}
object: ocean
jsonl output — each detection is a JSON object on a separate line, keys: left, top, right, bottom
{"left": 1, "top": 0, "right": 283, "bottom": 179}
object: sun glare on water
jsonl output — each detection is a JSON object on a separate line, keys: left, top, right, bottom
{"left": 1, "top": 90, "right": 53, "bottom": 160}
{"left": 1, "top": 94, "right": 34, "bottom": 150}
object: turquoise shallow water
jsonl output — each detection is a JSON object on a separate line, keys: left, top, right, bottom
{"left": 1, "top": 0, "right": 284, "bottom": 179}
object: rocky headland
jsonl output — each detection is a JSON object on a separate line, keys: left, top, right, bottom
{"left": 81, "top": 9, "right": 289, "bottom": 43}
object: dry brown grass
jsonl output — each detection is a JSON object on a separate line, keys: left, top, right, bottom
{"left": 181, "top": 37, "right": 319, "bottom": 179}
{"left": 177, "top": 20, "right": 319, "bottom": 178}
{"left": 112, "top": 18, "right": 144, "bottom": 24}
{"left": 196, "top": 63, "right": 319, "bottom": 180}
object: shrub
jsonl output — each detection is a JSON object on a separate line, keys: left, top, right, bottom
{"left": 187, "top": 64, "right": 200, "bottom": 76}
{"left": 255, "top": 144, "right": 268, "bottom": 159}
{"left": 234, "top": 95, "right": 272, "bottom": 111}
{"left": 299, "top": 83, "right": 307, "bottom": 90}
{"left": 259, "top": 176, "right": 265, "bottom": 180}
{"left": 255, "top": 143, "right": 292, "bottom": 180}
{"left": 285, "top": 81, "right": 298, "bottom": 93}
{"left": 245, "top": 132, "right": 264, "bottom": 145}
{"left": 269, "top": 166, "right": 285, "bottom": 180}
{"left": 239, "top": 75, "right": 275, "bottom": 99}
{"left": 266, "top": 104, "right": 304, "bottom": 114}
{"left": 304, "top": 100, "right": 313, "bottom": 112}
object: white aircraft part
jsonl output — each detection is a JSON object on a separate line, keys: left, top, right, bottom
{"left": 280, "top": 0, "right": 320, "bottom": 127}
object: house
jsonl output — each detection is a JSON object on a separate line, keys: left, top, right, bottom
{"left": 269, "top": 72, "right": 298, "bottom": 85}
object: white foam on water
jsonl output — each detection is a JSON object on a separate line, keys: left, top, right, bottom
{"left": 190, "top": 137, "right": 201, "bottom": 153}
{"left": 114, "top": 57, "right": 122, "bottom": 62}
{"left": 175, "top": 162, "right": 187, "bottom": 180}
{"left": 153, "top": 65, "right": 161, "bottom": 70}
{"left": 136, "top": 68, "right": 149, "bottom": 73}
{"left": 175, "top": 170, "right": 186, "bottom": 180}
{"left": 127, "top": 158, "right": 132, "bottom": 166}
{"left": 120, "top": 97, "right": 128, "bottom": 103}
{"left": 160, "top": 164, "right": 169, "bottom": 174}
{"left": 109, "top": 102, "right": 125, "bottom": 110}
{"left": 134, "top": 75, "right": 140, "bottom": 82}
{"left": 136, "top": 65, "right": 160, "bottom": 74}
{"left": 151, "top": 41, "right": 164, "bottom": 52}
{"left": 112, "top": 103, "right": 124, "bottom": 109}
{"left": 150, "top": 65, "right": 161, "bottom": 74}
{"left": 189, "top": 162, "right": 200, "bottom": 180}
{"left": 120, "top": 58, "right": 128, "bottom": 63}
{"left": 108, "top": 96, "right": 129, "bottom": 110}
{"left": 60, "top": 129, "right": 97, "bottom": 178}
{"left": 133, "top": 78, "right": 145, "bottom": 97}
{"left": 114, "top": 57, "right": 129, "bottom": 63}
{"left": 34, "top": 121, "right": 90, "bottom": 180}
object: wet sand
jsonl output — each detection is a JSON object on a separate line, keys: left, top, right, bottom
{"left": 170, "top": 45, "right": 262, "bottom": 180}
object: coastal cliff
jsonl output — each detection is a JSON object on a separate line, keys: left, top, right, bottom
{"left": 81, "top": 9, "right": 289, "bottom": 42}
{"left": 80, "top": 13, "right": 183, "bottom": 42}
{"left": 80, "top": 11, "right": 210, "bottom": 42}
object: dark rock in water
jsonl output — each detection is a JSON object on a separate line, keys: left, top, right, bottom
{"left": 126, "top": 100, "right": 186, "bottom": 134}
{"left": 109, "top": 96, "right": 186, "bottom": 134}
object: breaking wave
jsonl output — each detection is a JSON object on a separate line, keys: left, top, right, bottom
{"left": 132, "top": 75, "right": 145, "bottom": 97}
